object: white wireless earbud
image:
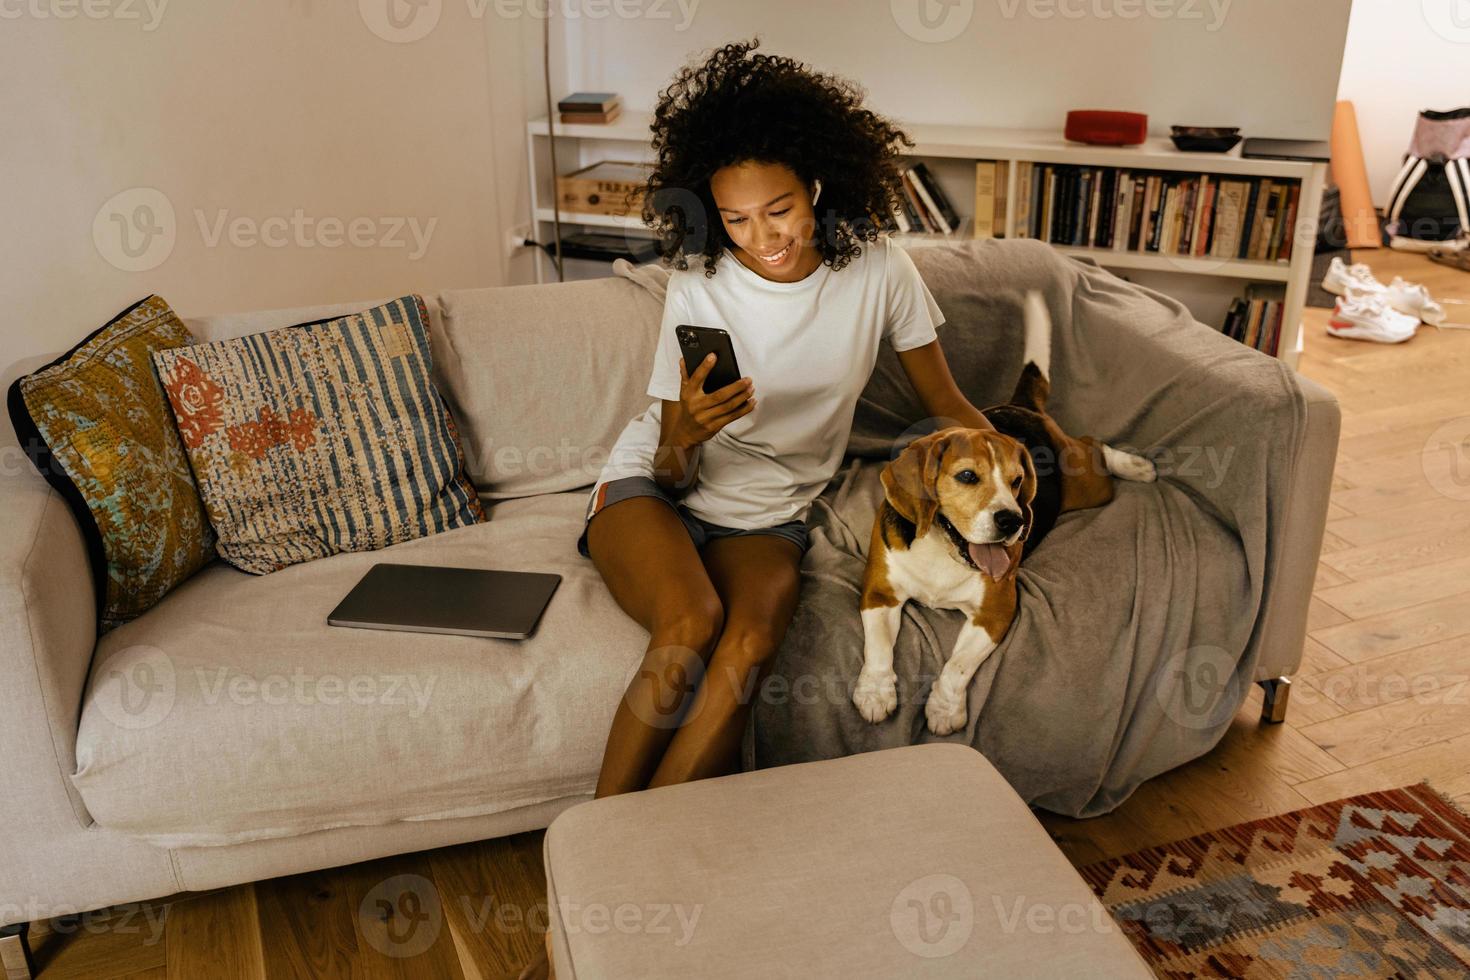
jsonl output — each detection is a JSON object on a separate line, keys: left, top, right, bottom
{"left": 811, "top": 178, "right": 823, "bottom": 206}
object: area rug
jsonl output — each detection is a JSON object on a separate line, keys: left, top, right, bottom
{"left": 1080, "top": 784, "right": 1470, "bottom": 978}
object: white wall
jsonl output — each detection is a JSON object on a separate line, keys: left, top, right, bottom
{"left": 563, "top": 0, "right": 1350, "bottom": 138}
{"left": 1336, "top": 0, "right": 1470, "bottom": 204}
{"left": 0, "top": 1, "right": 553, "bottom": 406}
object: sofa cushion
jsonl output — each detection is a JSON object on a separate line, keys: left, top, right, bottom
{"left": 7, "top": 295, "right": 215, "bottom": 631}
{"left": 437, "top": 278, "right": 665, "bottom": 499}
{"left": 71, "top": 492, "right": 645, "bottom": 848}
{"left": 153, "top": 296, "right": 484, "bottom": 574}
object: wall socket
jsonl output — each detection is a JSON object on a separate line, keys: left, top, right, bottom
{"left": 506, "top": 223, "right": 534, "bottom": 252}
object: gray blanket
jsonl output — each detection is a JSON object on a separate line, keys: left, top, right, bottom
{"left": 620, "top": 240, "right": 1306, "bottom": 818}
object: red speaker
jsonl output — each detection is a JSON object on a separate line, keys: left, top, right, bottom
{"left": 1064, "top": 111, "right": 1149, "bottom": 147}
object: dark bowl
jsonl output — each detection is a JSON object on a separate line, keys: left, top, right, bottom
{"left": 1171, "top": 125, "right": 1241, "bottom": 136}
{"left": 1171, "top": 132, "right": 1243, "bottom": 153}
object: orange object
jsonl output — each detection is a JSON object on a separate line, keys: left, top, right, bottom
{"left": 1331, "top": 101, "right": 1381, "bottom": 249}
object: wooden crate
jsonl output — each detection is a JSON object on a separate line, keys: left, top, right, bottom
{"left": 556, "top": 161, "right": 651, "bottom": 217}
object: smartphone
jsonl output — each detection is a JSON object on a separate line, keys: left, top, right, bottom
{"left": 676, "top": 325, "right": 744, "bottom": 395}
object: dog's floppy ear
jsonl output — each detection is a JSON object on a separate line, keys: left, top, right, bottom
{"left": 1015, "top": 441, "right": 1038, "bottom": 537}
{"left": 882, "top": 431, "right": 948, "bottom": 537}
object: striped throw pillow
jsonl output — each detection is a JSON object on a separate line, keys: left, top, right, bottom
{"left": 152, "top": 296, "right": 484, "bottom": 574}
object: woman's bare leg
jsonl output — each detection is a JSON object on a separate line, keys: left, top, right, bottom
{"left": 647, "top": 534, "right": 803, "bottom": 788}
{"left": 520, "top": 522, "right": 797, "bottom": 980}
{"left": 585, "top": 497, "right": 725, "bottom": 798}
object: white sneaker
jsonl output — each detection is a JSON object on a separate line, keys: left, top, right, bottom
{"left": 1328, "top": 293, "right": 1419, "bottom": 344}
{"left": 1322, "top": 256, "right": 1385, "bottom": 297}
{"left": 1386, "top": 277, "right": 1446, "bottom": 326}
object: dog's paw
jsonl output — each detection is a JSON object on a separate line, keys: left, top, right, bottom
{"left": 1103, "top": 446, "right": 1157, "bottom": 484}
{"left": 853, "top": 669, "right": 898, "bottom": 723}
{"left": 924, "top": 681, "right": 968, "bottom": 736}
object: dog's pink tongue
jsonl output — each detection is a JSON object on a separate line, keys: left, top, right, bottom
{"left": 968, "top": 542, "right": 1013, "bottom": 579}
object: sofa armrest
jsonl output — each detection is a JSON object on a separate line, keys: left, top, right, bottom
{"left": 1253, "top": 373, "right": 1340, "bottom": 679}
{"left": 0, "top": 470, "right": 99, "bottom": 828}
{"left": 1045, "top": 264, "right": 1340, "bottom": 682}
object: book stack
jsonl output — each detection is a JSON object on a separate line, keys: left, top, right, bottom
{"left": 1010, "top": 163, "right": 1301, "bottom": 263}
{"left": 1223, "top": 285, "right": 1287, "bottom": 356}
{"left": 890, "top": 163, "right": 966, "bottom": 236}
{"left": 558, "top": 92, "right": 621, "bottom": 125}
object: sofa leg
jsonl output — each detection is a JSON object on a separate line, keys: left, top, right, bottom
{"left": 0, "top": 922, "right": 34, "bottom": 980}
{"left": 1258, "top": 677, "right": 1291, "bottom": 724}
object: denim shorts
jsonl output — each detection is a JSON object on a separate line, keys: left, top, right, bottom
{"left": 577, "top": 476, "right": 809, "bottom": 558}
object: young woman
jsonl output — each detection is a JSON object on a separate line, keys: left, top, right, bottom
{"left": 576, "top": 39, "right": 996, "bottom": 800}
{"left": 521, "top": 38, "right": 998, "bottom": 979}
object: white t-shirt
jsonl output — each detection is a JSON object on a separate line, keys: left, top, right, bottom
{"left": 596, "top": 237, "right": 944, "bottom": 529}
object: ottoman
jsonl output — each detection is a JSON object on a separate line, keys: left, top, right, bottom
{"left": 543, "top": 744, "right": 1150, "bottom": 978}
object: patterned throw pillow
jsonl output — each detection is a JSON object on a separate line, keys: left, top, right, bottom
{"left": 151, "top": 295, "right": 485, "bottom": 574}
{"left": 7, "top": 296, "right": 216, "bottom": 631}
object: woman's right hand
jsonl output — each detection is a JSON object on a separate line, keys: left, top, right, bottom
{"left": 667, "top": 354, "right": 756, "bottom": 447}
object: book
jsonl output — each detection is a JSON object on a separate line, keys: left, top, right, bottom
{"left": 1075, "top": 169, "right": 1092, "bottom": 246}
{"left": 1194, "top": 180, "right": 1217, "bottom": 256}
{"left": 1267, "top": 185, "right": 1291, "bottom": 261}
{"left": 1181, "top": 177, "right": 1202, "bottom": 256}
{"left": 1112, "top": 172, "right": 1133, "bottom": 251}
{"left": 1238, "top": 179, "right": 1264, "bottom": 259}
{"left": 1249, "top": 180, "right": 1276, "bottom": 260}
{"left": 899, "top": 171, "right": 934, "bottom": 232}
{"left": 1127, "top": 176, "right": 1147, "bottom": 250}
{"left": 1278, "top": 183, "right": 1301, "bottom": 262}
{"left": 995, "top": 162, "right": 1009, "bottom": 237}
{"left": 558, "top": 92, "right": 621, "bottom": 113}
{"left": 559, "top": 106, "right": 622, "bottom": 125}
{"left": 1042, "top": 168, "right": 1057, "bottom": 244}
{"left": 910, "top": 163, "right": 961, "bottom": 235}
{"left": 1087, "top": 168, "right": 1104, "bottom": 247}
{"left": 896, "top": 181, "right": 923, "bottom": 232}
{"left": 973, "top": 161, "right": 999, "bottom": 239}
{"left": 1013, "top": 163, "right": 1033, "bottom": 239}
{"left": 891, "top": 198, "right": 911, "bottom": 233}
{"left": 1211, "top": 181, "right": 1247, "bottom": 259}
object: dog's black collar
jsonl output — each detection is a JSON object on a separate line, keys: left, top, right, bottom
{"left": 935, "top": 511, "right": 980, "bottom": 571}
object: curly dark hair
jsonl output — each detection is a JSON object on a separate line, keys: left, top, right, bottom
{"left": 641, "top": 39, "right": 913, "bottom": 276}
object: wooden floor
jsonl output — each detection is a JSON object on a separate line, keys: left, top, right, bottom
{"left": 24, "top": 252, "right": 1470, "bottom": 979}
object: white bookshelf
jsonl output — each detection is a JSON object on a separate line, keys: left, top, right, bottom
{"left": 526, "top": 111, "right": 1327, "bottom": 368}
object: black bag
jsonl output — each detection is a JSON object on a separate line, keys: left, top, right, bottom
{"left": 1385, "top": 108, "right": 1470, "bottom": 243}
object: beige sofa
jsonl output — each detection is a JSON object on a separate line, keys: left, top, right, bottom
{"left": 0, "top": 244, "right": 1338, "bottom": 954}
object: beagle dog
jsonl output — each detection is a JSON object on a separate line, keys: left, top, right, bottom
{"left": 854, "top": 293, "right": 1157, "bottom": 736}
